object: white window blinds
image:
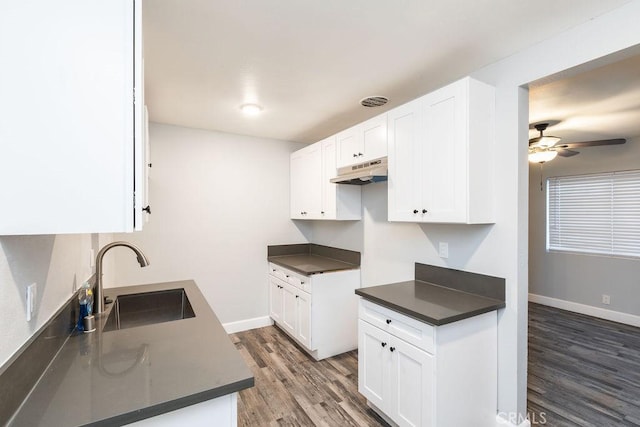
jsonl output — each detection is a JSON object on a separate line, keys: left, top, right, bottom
{"left": 547, "top": 170, "right": 640, "bottom": 258}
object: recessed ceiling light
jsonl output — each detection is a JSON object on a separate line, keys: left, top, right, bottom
{"left": 240, "top": 103, "right": 262, "bottom": 116}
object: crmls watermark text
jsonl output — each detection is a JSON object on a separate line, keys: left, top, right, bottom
{"left": 498, "top": 411, "right": 547, "bottom": 425}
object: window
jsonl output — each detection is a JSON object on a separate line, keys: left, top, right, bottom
{"left": 547, "top": 170, "right": 640, "bottom": 258}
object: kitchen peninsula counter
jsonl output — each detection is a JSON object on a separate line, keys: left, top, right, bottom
{"left": 9, "top": 280, "right": 253, "bottom": 426}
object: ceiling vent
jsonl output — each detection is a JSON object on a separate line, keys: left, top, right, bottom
{"left": 360, "top": 96, "right": 388, "bottom": 108}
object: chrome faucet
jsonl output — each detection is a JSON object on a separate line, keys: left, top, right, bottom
{"left": 94, "top": 241, "right": 150, "bottom": 315}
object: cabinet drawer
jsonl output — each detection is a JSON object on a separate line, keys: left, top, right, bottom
{"left": 268, "top": 263, "right": 288, "bottom": 281}
{"left": 269, "top": 263, "right": 312, "bottom": 292}
{"left": 359, "top": 299, "right": 434, "bottom": 354}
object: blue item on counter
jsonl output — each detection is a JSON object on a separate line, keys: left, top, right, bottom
{"left": 77, "top": 302, "right": 88, "bottom": 332}
{"left": 77, "top": 281, "right": 94, "bottom": 332}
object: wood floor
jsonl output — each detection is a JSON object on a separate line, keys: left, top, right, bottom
{"left": 528, "top": 303, "right": 640, "bottom": 426}
{"left": 232, "top": 305, "right": 640, "bottom": 426}
{"left": 230, "top": 326, "right": 387, "bottom": 426}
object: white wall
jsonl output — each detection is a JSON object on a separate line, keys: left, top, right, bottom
{"left": 529, "top": 136, "right": 640, "bottom": 316}
{"left": 472, "top": 2, "right": 640, "bottom": 421}
{"left": 0, "top": 234, "right": 95, "bottom": 368}
{"left": 312, "top": 3, "right": 640, "bottom": 422}
{"left": 111, "top": 123, "right": 312, "bottom": 324}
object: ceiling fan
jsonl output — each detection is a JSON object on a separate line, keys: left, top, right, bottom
{"left": 528, "top": 122, "right": 626, "bottom": 163}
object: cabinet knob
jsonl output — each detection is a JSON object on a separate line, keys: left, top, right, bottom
{"left": 358, "top": 152, "right": 363, "bottom": 157}
{"left": 386, "top": 319, "right": 392, "bottom": 324}
{"left": 353, "top": 153, "right": 358, "bottom": 158}
{"left": 381, "top": 342, "right": 387, "bottom": 347}
{"left": 389, "top": 347, "right": 396, "bottom": 352}
{"left": 296, "top": 295, "right": 299, "bottom": 298}
{"left": 422, "top": 209, "right": 428, "bottom": 214}
{"left": 321, "top": 211, "right": 325, "bottom": 215}
{"left": 286, "top": 275, "right": 290, "bottom": 278}
{"left": 413, "top": 209, "right": 419, "bottom": 214}
{"left": 142, "top": 205, "right": 151, "bottom": 214}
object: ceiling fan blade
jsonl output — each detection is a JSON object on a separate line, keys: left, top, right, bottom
{"left": 559, "top": 138, "right": 626, "bottom": 148}
{"left": 555, "top": 148, "right": 579, "bottom": 157}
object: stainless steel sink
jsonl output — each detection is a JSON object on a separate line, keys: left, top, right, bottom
{"left": 103, "top": 288, "right": 195, "bottom": 332}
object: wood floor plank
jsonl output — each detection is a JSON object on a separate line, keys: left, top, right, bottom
{"left": 528, "top": 303, "right": 640, "bottom": 426}
{"left": 232, "top": 326, "right": 387, "bottom": 427}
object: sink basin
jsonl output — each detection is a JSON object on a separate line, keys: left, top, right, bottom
{"left": 103, "top": 288, "right": 195, "bottom": 332}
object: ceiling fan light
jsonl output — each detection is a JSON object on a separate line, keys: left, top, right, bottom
{"left": 529, "top": 135, "right": 561, "bottom": 148}
{"left": 528, "top": 150, "right": 557, "bottom": 163}
{"left": 538, "top": 135, "right": 561, "bottom": 148}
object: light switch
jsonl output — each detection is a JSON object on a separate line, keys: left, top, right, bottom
{"left": 439, "top": 242, "right": 449, "bottom": 259}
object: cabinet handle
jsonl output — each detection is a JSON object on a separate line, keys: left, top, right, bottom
{"left": 142, "top": 205, "right": 151, "bottom": 214}
{"left": 422, "top": 209, "right": 428, "bottom": 214}
{"left": 413, "top": 209, "right": 419, "bottom": 214}
{"left": 381, "top": 342, "right": 387, "bottom": 347}
{"left": 389, "top": 347, "right": 396, "bottom": 352}
{"left": 386, "top": 319, "right": 392, "bottom": 324}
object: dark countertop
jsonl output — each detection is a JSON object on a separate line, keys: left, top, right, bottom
{"left": 10, "top": 280, "right": 254, "bottom": 426}
{"left": 356, "top": 280, "right": 506, "bottom": 326}
{"left": 268, "top": 254, "right": 359, "bottom": 275}
{"left": 267, "top": 243, "right": 360, "bottom": 276}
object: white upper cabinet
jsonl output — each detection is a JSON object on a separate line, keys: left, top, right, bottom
{"left": 388, "top": 77, "right": 495, "bottom": 224}
{"left": 290, "top": 143, "right": 322, "bottom": 219}
{"left": 291, "top": 137, "right": 361, "bottom": 220}
{"left": 0, "top": 0, "right": 145, "bottom": 235}
{"left": 336, "top": 114, "right": 388, "bottom": 168}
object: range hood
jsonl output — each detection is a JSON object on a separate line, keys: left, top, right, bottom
{"left": 330, "top": 157, "right": 388, "bottom": 185}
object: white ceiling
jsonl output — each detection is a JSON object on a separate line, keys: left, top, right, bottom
{"left": 529, "top": 53, "right": 640, "bottom": 144}
{"left": 143, "top": 0, "right": 631, "bottom": 143}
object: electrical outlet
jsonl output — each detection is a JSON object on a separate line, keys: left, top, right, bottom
{"left": 26, "top": 283, "right": 37, "bottom": 321}
{"left": 602, "top": 294, "right": 611, "bottom": 305}
{"left": 439, "top": 242, "right": 449, "bottom": 259}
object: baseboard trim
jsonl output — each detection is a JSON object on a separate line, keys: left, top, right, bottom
{"left": 222, "top": 316, "right": 273, "bottom": 334}
{"left": 529, "top": 294, "right": 640, "bottom": 328}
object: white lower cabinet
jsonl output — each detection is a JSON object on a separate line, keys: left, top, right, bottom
{"left": 268, "top": 263, "right": 360, "bottom": 360}
{"left": 358, "top": 299, "right": 497, "bottom": 427}
{"left": 127, "top": 393, "right": 237, "bottom": 426}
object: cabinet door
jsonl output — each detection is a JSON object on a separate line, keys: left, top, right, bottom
{"left": 290, "top": 150, "right": 306, "bottom": 219}
{"left": 321, "top": 137, "right": 337, "bottom": 219}
{"left": 358, "top": 320, "right": 389, "bottom": 411}
{"left": 268, "top": 277, "right": 284, "bottom": 323}
{"left": 0, "top": 0, "right": 140, "bottom": 235}
{"left": 361, "top": 114, "right": 388, "bottom": 162}
{"left": 281, "top": 283, "right": 297, "bottom": 336}
{"left": 421, "top": 82, "right": 467, "bottom": 223}
{"left": 336, "top": 127, "right": 361, "bottom": 168}
{"left": 388, "top": 337, "right": 435, "bottom": 427}
{"left": 387, "top": 99, "right": 423, "bottom": 222}
{"left": 296, "top": 290, "right": 312, "bottom": 349}
{"left": 290, "top": 144, "right": 322, "bottom": 219}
